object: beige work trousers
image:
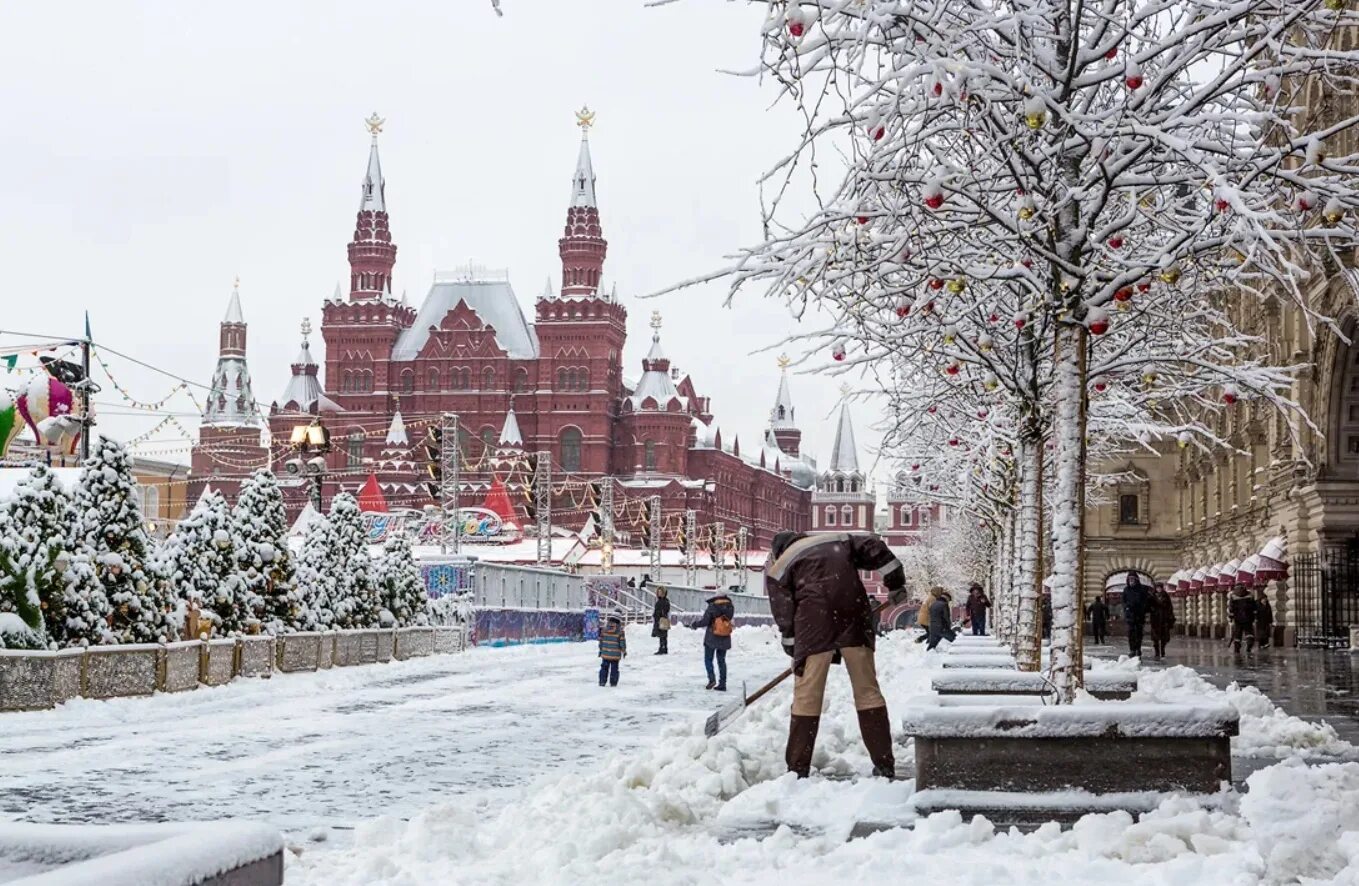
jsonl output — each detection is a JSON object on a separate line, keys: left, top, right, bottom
{"left": 791, "top": 646, "right": 886, "bottom": 717}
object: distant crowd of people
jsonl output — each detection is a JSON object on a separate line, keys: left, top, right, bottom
{"left": 1084, "top": 573, "right": 1274, "bottom": 659}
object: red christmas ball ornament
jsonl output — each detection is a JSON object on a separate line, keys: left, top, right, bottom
{"left": 1126, "top": 67, "right": 1144, "bottom": 90}
{"left": 1021, "top": 258, "right": 1034, "bottom": 269}
{"left": 1215, "top": 198, "right": 1230, "bottom": 214}
{"left": 927, "top": 405, "right": 938, "bottom": 414}
{"left": 949, "top": 437, "right": 960, "bottom": 446}
{"left": 872, "top": 126, "right": 885, "bottom": 142}
{"left": 932, "top": 81, "right": 943, "bottom": 97}
{"left": 788, "top": 20, "right": 805, "bottom": 37}
{"left": 1114, "top": 287, "right": 1133, "bottom": 303}
{"left": 1105, "top": 47, "right": 1117, "bottom": 60}
{"left": 1296, "top": 191, "right": 1316, "bottom": 212}
{"left": 1222, "top": 385, "right": 1239, "bottom": 405}
{"left": 944, "top": 362, "right": 961, "bottom": 376}
{"left": 895, "top": 299, "right": 912, "bottom": 318}
{"left": 911, "top": 463, "right": 920, "bottom": 471}
{"left": 1137, "top": 281, "right": 1151, "bottom": 293}
{"left": 977, "top": 408, "right": 989, "bottom": 420}
{"left": 1087, "top": 309, "right": 1111, "bottom": 336}
{"left": 1094, "top": 381, "right": 1108, "bottom": 393}
{"left": 1014, "top": 312, "right": 1029, "bottom": 330}
{"left": 857, "top": 214, "right": 870, "bottom": 225}
{"left": 988, "top": 311, "right": 1000, "bottom": 323}
{"left": 1107, "top": 235, "right": 1124, "bottom": 249}
{"left": 928, "top": 278, "right": 945, "bottom": 291}
{"left": 832, "top": 341, "right": 846, "bottom": 362}
{"left": 925, "top": 192, "right": 945, "bottom": 210}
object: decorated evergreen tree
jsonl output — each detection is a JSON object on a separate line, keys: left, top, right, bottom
{"left": 231, "top": 470, "right": 295, "bottom": 634}
{"left": 68, "top": 439, "right": 176, "bottom": 644}
{"left": 326, "top": 492, "right": 379, "bottom": 628}
{"left": 155, "top": 490, "right": 240, "bottom": 635}
{"left": 377, "top": 532, "right": 429, "bottom": 627}
{"left": 55, "top": 550, "right": 115, "bottom": 647}
{"left": 295, "top": 515, "right": 338, "bottom": 631}
{"left": 0, "top": 464, "right": 73, "bottom": 644}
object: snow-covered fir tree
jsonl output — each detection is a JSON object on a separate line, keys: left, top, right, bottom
{"left": 154, "top": 490, "right": 240, "bottom": 635}
{"left": 54, "top": 550, "right": 115, "bottom": 647}
{"left": 68, "top": 438, "right": 176, "bottom": 644}
{"left": 0, "top": 463, "right": 72, "bottom": 646}
{"left": 378, "top": 532, "right": 429, "bottom": 627}
{"left": 294, "top": 515, "right": 337, "bottom": 631}
{"left": 231, "top": 470, "right": 296, "bottom": 634}
{"left": 680, "top": 2, "right": 1359, "bottom": 700}
{"left": 326, "top": 493, "right": 380, "bottom": 628}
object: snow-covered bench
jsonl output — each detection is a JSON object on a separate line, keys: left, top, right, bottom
{"left": 902, "top": 695, "right": 1238, "bottom": 799}
{"left": 0, "top": 821, "right": 282, "bottom": 886}
{"left": 931, "top": 669, "right": 1138, "bottom": 700}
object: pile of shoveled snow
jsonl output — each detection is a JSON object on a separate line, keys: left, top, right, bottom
{"left": 287, "top": 631, "right": 1359, "bottom": 886}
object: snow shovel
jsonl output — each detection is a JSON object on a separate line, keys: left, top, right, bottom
{"left": 703, "top": 600, "right": 888, "bottom": 738}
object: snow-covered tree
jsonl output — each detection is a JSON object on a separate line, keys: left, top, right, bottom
{"left": 295, "top": 515, "right": 338, "bottom": 631}
{"left": 676, "top": 3, "right": 1359, "bottom": 701}
{"left": 68, "top": 439, "right": 176, "bottom": 644}
{"left": 378, "top": 532, "right": 429, "bottom": 627}
{"left": 0, "top": 464, "right": 72, "bottom": 645}
{"left": 326, "top": 492, "right": 380, "bottom": 628}
{"left": 54, "top": 550, "right": 114, "bottom": 647}
{"left": 154, "top": 490, "right": 240, "bottom": 635}
{"left": 231, "top": 470, "right": 295, "bottom": 634}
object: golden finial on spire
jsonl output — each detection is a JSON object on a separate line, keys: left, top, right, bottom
{"left": 777, "top": 353, "right": 791, "bottom": 370}
{"left": 650, "top": 310, "right": 662, "bottom": 331}
{"left": 576, "top": 105, "right": 596, "bottom": 131}
{"left": 365, "top": 112, "right": 385, "bottom": 136}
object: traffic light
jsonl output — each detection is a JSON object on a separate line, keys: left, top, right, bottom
{"left": 423, "top": 427, "right": 442, "bottom": 501}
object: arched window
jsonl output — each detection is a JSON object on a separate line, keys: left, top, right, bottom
{"left": 850, "top": 478, "right": 859, "bottom": 493}
{"left": 346, "top": 432, "right": 364, "bottom": 468}
{"left": 514, "top": 368, "right": 529, "bottom": 393}
{"left": 841, "top": 505, "right": 854, "bottom": 526}
{"left": 401, "top": 369, "right": 414, "bottom": 394}
{"left": 644, "top": 440, "right": 657, "bottom": 472}
{"left": 556, "top": 368, "right": 567, "bottom": 390}
{"left": 825, "top": 506, "right": 837, "bottom": 527}
{"left": 577, "top": 368, "right": 590, "bottom": 391}
{"left": 340, "top": 371, "right": 352, "bottom": 393}
{"left": 428, "top": 368, "right": 439, "bottom": 390}
{"left": 482, "top": 367, "right": 495, "bottom": 390}
{"left": 561, "top": 427, "right": 583, "bottom": 473}
{"left": 139, "top": 485, "right": 160, "bottom": 519}
{"left": 460, "top": 368, "right": 472, "bottom": 390}
{"left": 777, "top": 406, "right": 786, "bottom": 420}
{"left": 900, "top": 506, "right": 912, "bottom": 527}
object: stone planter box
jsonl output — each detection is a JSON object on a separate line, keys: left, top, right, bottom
{"left": 277, "top": 633, "right": 321, "bottom": 673}
{"left": 940, "top": 654, "right": 1018, "bottom": 670}
{"left": 316, "top": 633, "right": 336, "bottom": 670}
{"left": 333, "top": 631, "right": 363, "bottom": 667}
{"left": 0, "top": 648, "right": 84, "bottom": 712}
{"left": 159, "top": 641, "right": 201, "bottom": 693}
{"left": 237, "top": 636, "right": 275, "bottom": 678}
{"left": 375, "top": 630, "right": 395, "bottom": 662}
{"left": 932, "top": 669, "right": 1138, "bottom": 700}
{"left": 201, "top": 639, "right": 237, "bottom": 686}
{"left": 395, "top": 627, "right": 436, "bottom": 660}
{"left": 84, "top": 644, "right": 160, "bottom": 700}
{"left": 434, "top": 626, "right": 466, "bottom": 654}
{"left": 903, "top": 696, "right": 1238, "bottom": 797}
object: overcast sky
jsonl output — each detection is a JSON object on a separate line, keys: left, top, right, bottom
{"left": 1, "top": 1, "right": 883, "bottom": 479}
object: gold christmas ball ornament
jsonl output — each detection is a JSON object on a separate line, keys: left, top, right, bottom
{"left": 1158, "top": 266, "right": 1181, "bottom": 285}
{"left": 946, "top": 278, "right": 967, "bottom": 294}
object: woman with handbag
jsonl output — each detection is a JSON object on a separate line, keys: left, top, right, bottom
{"left": 652, "top": 586, "right": 671, "bottom": 655}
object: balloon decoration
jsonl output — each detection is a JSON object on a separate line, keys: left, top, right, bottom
{"left": 0, "top": 391, "right": 22, "bottom": 459}
{"left": 15, "top": 373, "right": 81, "bottom": 455}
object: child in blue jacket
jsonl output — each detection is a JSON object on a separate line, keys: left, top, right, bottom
{"left": 598, "top": 614, "right": 626, "bottom": 686}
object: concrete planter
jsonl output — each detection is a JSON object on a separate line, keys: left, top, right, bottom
{"left": 931, "top": 669, "right": 1138, "bottom": 700}
{"left": 84, "top": 644, "right": 160, "bottom": 700}
{"left": 316, "top": 633, "right": 336, "bottom": 670}
{"left": 433, "top": 626, "right": 466, "bottom": 654}
{"left": 200, "top": 639, "right": 237, "bottom": 686}
{"left": 159, "top": 641, "right": 201, "bottom": 693}
{"left": 939, "top": 654, "right": 1018, "bottom": 670}
{"left": 333, "top": 631, "right": 362, "bottom": 667}
{"left": 375, "top": 630, "right": 395, "bottom": 662}
{"left": 277, "top": 633, "right": 321, "bottom": 673}
{"left": 237, "top": 636, "right": 275, "bottom": 678}
{"left": 394, "top": 627, "right": 436, "bottom": 660}
{"left": 0, "top": 648, "right": 84, "bottom": 712}
{"left": 903, "top": 696, "right": 1237, "bottom": 797}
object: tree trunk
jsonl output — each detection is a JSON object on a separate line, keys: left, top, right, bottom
{"left": 1048, "top": 322, "right": 1088, "bottom": 702}
{"left": 1015, "top": 433, "right": 1043, "bottom": 671}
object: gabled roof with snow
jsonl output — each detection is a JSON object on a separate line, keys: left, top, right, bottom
{"left": 391, "top": 280, "right": 539, "bottom": 361}
{"left": 826, "top": 403, "right": 861, "bottom": 475}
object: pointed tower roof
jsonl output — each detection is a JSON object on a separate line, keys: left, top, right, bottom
{"left": 771, "top": 355, "right": 796, "bottom": 429}
{"left": 360, "top": 113, "right": 386, "bottom": 212}
{"left": 385, "top": 410, "right": 408, "bottom": 446}
{"left": 627, "top": 312, "right": 686, "bottom": 411}
{"left": 499, "top": 406, "right": 524, "bottom": 448}
{"left": 357, "top": 474, "right": 389, "bottom": 513}
{"left": 203, "top": 280, "right": 260, "bottom": 428}
{"left": 828, "top": 402, "right": 861, "bottom": 474}
{"left": 223, "top": 282, "right": 244, "bottom": 324}
{"left": 570, "top": 106, "right": 597, "bottom": 208}
{"left": 279, "top": 317, "right": 342, "bottom": 414}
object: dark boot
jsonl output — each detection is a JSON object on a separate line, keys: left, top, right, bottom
{"left": 857, "top": 706, "right": 896, "bottom": 779}
{"left": 786, "top": 715, "right": 821, "bottom": 778}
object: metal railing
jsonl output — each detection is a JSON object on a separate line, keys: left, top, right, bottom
{"left": 637, "top": 582, "right": 772, "bottom": 618}
{"left": 472, "top": 562, "right": 587, "bottom": 611}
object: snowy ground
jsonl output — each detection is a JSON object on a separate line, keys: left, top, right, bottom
{"left": 5, "top": 628, "right": 1359, "bottom": 885}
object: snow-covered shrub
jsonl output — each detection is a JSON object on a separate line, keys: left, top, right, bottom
{"left": 154, "top": 490, "right": 239, "bottom": 635}
{"left": 231, "top": 470, "right": 296, "bottom": 634}
{"left": 378, "top": 532, "right": 429, "bottom": 627}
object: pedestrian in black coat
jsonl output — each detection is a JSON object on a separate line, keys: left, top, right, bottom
{"left": 926, "top": 592, "right": 956, "bottom": 650}
{"left": 1123, "top": 574, "right": 1150, "bottom": 657}
{"left": 1148, "top": 585, "right": 1176, "bottom": 659}
{"left": 1254, "top": 591, "right": 1274, "bottom": 649}
{"left": 1229, "top": 585, "right": 1258, "bottom": 654}
{"left": 965, "top": 585, "right": 991, "bottom": 636}
{"left": 651, "top": 586, "right": 671, "bottom": 655}
{"left": 1087, "top": 595, "right": 1109, "bottom": 645}
{"left": 691, "top": 594, "right": 735, "bottom": 690}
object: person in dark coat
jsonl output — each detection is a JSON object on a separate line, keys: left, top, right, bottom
{"left": 766, "top": 530, "right": 907, "bottom": 779}
{"left": 1255, "top": 590, "right": 1274, "bottom": 649}
{"left": 1087, "top": 594, "right": 1109, "bottom": 645}
{"left": 1123, "top": 574, "right": 1150, "bottom": 657}
{"left": 651, "top": 587, "right": 671, "bottom": 655}
{"left": 597, "top": 613, "right": 626, "bottom": 687}
{"left": 926, "top": 591, "right": 956, "bottom": 650}
{"left": 1041, "top": 593, "right": 1053, "bottom": 640}
{"left": 965, "top": 585, "right": 991, "bottom": 636}
{"left": 1148, "top": 584, "right": 1176, "bottom": 659}
{"left": 691, "top": 593, "right": 736, "bottom": 690}
{"left": 1229, "top": 585, "right": 1258, "bottom": 654}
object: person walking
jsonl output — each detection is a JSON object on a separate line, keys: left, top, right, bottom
{"left": 651, "top": 587, "right": 671, "bottom": 655}
{"left": 1229, "top": 584, "right": 1259, "bottom": 654}
{"left": 1123, "top": 573, "right": 1150, "bottom": 658}
{"left": 916, "top": 586, "right": 939, "bottom": 643}
{"left": 597, "top": 612, "right": 626, "bottom": 687}
{"left": 766, "top": 530, "right": 907, "bottom": 779}
{"left": 1148, "top": 584, "right": 1176, "bottom": 659}
{"left": 965, "top": 584, "right": 991, "bottom": 636}
{"left": 1087, "top": 594, "right": 1109, "bottom": 646}
{"left": 1255, "top": 590, "right": 1274, "bottom": 649}
{"left": 692, "top": 592, "right": 735, "bottom": 690}
{"left": 926, "top": 590, "right": 957, "bottom": 650}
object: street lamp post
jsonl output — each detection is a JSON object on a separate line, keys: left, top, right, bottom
{"left": 288, "top": 419, "right": 331, "bottom": 512}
